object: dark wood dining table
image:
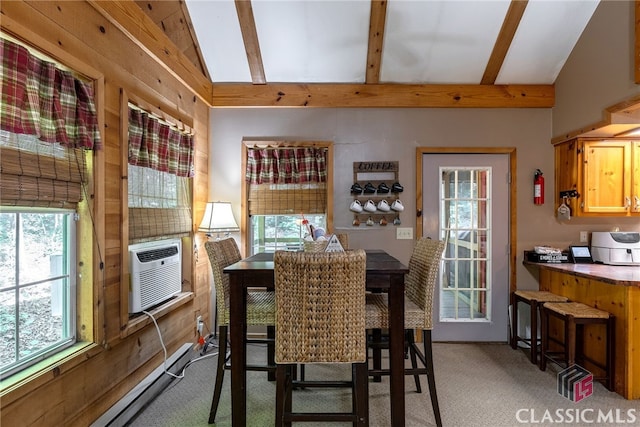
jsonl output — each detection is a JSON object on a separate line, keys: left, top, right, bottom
{"left": 224, "top": 249, "right": 409, "bottom": 426}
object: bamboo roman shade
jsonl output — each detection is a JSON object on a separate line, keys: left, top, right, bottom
{"left": 0, "top": 37, "right": 99, "bottom": 208}
{"left": 246, "top": 146, "right": 328, "bottom": 216}
{"left": 0, "top": 135, "right": 86, "bottom": 207}
{"left": 248, "top": 184, "right": 327, "bottom": 215}
{"left": 127, "top": 104, "right": 194, "bottom": 241}
{"left": 128, "top": 207, "right": 192, "bottom": 241}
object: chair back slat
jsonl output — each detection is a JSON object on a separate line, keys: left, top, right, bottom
{"left": 274, "top": 250, "right": 367, "bottom": 364}
{"left": 405, "top": 238, "right": 446, "bottom": 330}
{"left": 205, "top": 238, "right": 241, "bottom": 325}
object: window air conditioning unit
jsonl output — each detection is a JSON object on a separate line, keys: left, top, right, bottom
{"left": 129, "top": 238, "right": 182, "bottom": 313}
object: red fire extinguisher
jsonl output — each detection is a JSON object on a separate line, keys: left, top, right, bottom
{"left": 534, "top": 169, "right": 544, "bottom": 205}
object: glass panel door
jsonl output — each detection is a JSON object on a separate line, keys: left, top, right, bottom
{"left": 440, "top": 168, "right": 491, "bottom": 321}
{"left": 422, "top": 153, "right": 509, "bottom": 342}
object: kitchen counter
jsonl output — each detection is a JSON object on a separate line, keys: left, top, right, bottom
{"left": 524, "top": 260, "right": 640, "bottom": 400}
{"left": 523, "top": 260, "right": 640, "bottom": 287}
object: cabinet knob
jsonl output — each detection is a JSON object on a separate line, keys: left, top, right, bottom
{"left": 635, "top": 196, "right": 640, "bottom": 212}
{"left": 625, "top": 196, "right": 631, "bottom": 208}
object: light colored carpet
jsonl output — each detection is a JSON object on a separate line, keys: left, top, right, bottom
{"left": 127, "top": 342, "right": 637, "bottom": 427}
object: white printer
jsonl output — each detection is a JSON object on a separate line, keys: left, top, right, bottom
{"left": 591, "top": 232, "right": 640, "bottom": 266}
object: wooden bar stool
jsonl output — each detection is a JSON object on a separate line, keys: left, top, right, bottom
{"left": 511, "top": 291, "right": 569, "bottom": 364}
{"left": 540, "top": 302, "right": 615, "bottom": 391}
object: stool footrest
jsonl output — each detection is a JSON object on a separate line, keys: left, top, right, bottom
{"left": 539, "top": 302, "right": 615, "bottom": 392}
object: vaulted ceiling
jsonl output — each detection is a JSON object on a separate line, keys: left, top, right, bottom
{"left": 135, "top": 0, "right": 601, "bottom": 108}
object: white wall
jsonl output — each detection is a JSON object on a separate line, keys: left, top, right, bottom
{"left": 210, "top": 107, "right": 596, "bottom": 291}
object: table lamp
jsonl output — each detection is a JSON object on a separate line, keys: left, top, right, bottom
{"left": 198, "top": 201, "right": 240, "bottom": 239}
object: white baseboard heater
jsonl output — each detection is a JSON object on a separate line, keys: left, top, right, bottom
{"left": 129, "top": 238, "right": 182, "bottom": 313}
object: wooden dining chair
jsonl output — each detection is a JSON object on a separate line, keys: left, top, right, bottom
{"left": 365, "top": 237, "right": 446, "bottom": 427}
{"left": 273, "top": 250, "right": 369, "bottom": 427}
{"left": 204, "top": 239, "right": 276, "bottom": 424}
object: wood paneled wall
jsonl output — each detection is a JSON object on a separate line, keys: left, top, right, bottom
{"left": 0, "top": 2, "right": 210, "bottom": 425}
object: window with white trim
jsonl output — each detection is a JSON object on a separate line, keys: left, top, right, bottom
{"left": 0, "top": 209, "right": 77, "bottom": 377}
{"left": 0, "top": 35, "right": 100, "bottom": 378}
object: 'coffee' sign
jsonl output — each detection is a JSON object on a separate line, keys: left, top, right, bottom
{"left": 355, "top": 161, "right": 398, "bottom": 172}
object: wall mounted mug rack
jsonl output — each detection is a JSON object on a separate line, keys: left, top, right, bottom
{"left": 351, "top": 161, "right": 402, "bottom": 227}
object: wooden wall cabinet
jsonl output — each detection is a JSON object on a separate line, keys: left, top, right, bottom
{"left": 554, "top": 138, "right": 640, "bottom": 217}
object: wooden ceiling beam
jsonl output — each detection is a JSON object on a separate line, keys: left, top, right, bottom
{"left": 365, "top": 1, "right": 388, "bottom": 84}
{"left": 211, "top": 83, "right": 554, "bottom": 108}
{"left": 89, "top": 0, "right": 212, "bottom": 103}
{"left": 235, "top": 0, "right": 266, "bottom": 85}
{"left": 481, "top": 0, "right": 528, "bottom": 85}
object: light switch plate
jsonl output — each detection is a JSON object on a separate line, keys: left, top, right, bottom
{"left": 396, "top": 227, "right": 413, "bottom": 240}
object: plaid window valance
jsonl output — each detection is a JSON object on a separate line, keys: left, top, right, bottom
{"left": 246, "top": 147, "right": 327, "bottom": 184}
{"left": 128, "top": 106, "right": 194, "bottom": 178}
{"left": 0, "top": 37, "right": 100, "bottom": 150}
{"left": 246, "top": 145, "right": 328, "bottom": 216}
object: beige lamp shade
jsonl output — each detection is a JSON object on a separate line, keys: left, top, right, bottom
{"left": 198, "top": 201, "right": 240, "bottom": 235}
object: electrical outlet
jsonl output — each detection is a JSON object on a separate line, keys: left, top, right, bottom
{"left": 196, "top": 315, "right": 203, "bottom": 334}
{"left": 580, "top": 231, "right": 588, "bottom": 243}
{"left": 396, "top": 227, "right": 413, "bottom": 240}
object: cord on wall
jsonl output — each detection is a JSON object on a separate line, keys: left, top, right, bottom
{"left": 142, "top": 310, "right": 184, "bottom": 379}
{"left": 142, "top": 310, "right": 219, "bottom": 382}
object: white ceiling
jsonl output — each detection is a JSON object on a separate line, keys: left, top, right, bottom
{"left": 185, "top": 0, "right": 600, "bottom": 85}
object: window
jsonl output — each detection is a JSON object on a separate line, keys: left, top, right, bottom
{"left": 128, "top": 164, "right": 182, "bottom": 208}
{"left": 0, "top": 209, "right": 76, "bottom": 377}
{"left": 120, "top": 99, "right": 195, "bottom": 330}
{"left": 0, "top": 35, "right": 100, "bottom": 378}
{"left": 250, "top": 213, "right": 326, "bottom": 253}
{"left": 243, "top": 141, "right": 333, "bottom": 255}
{"left": 126, "top": 103, "right": 193, "bottom": 242}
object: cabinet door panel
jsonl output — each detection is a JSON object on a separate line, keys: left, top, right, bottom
{"left": 583, "top": 140, "right": 631, "bottom": 213}
{"left": 554, "top": 140, "right": 579, "bottom": 214}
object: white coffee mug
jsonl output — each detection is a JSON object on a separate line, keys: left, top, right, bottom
{"left": 377, "top": 199, "right": 391, "bottom": 212}
{"left": 391, "top": 199, "right": 404, "bottom": 212}
{"left": 350, "top": 199, "right": 363, "bottom": 213}
{"left": 364, "top": 199, "right": 377, "bottom": 212}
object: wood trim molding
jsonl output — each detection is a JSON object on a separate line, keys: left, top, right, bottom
{"left": 119, "top": 89, "right": 131, "bottom": 336}
{"left": 88, "top": 0, "right": 212, "bottom": 104}
{"left": 212, "top": 83, "right": 554, "bottom": 108}
{"left": 551, "top": 94, "right": 640, "bottom": 144}
{"left": 179, "top": 0, "right": 211, "bottom": 80}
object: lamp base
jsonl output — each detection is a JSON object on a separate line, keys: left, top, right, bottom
{"left": 206, "top": 232, "right": 231, "bottom": 241}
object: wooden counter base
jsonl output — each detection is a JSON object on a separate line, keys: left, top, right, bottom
{"left": 524, "top": 261, "right": 640, "bottom": 400}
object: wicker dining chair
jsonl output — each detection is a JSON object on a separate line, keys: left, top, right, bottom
{"left": 365, "top": 237, "right": 446, "bottom": 427}
{"left": 273, "top": 250, "right": 369, "bottom": 427}
{"left": 204, "top": 239, "right": 276, "bottom": 424}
